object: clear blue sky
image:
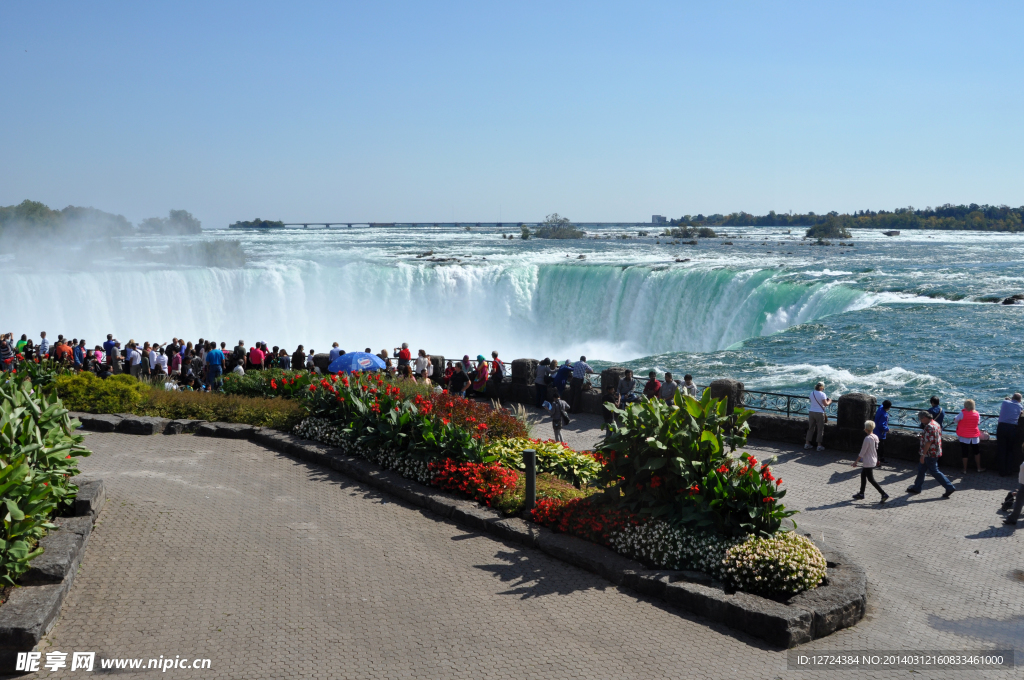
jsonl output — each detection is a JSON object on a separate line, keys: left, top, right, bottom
{"left": 1, "top": 1, "right": 1021, "bottom": 227}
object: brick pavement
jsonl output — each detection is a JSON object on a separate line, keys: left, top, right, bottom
{"left": 23, "top": 430, "right": 1023, "bottom": 679}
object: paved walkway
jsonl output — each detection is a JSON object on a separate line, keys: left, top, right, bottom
{"left": 24, "top": 429, "right": 1022, "bottom": 679}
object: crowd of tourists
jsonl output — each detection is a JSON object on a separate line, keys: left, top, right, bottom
{"left": 4, "top": 330, "right": 1021, "bottom": 525}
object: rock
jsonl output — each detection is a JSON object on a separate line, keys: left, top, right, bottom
{"left": 837, "top": 393, "right": 876, "bottom": 430}
{"left": 19, "top": 530, "right": 84, "bottom": 585}
{"left": 71, "top": 412, "right": 122, "bottom": 432}
{"left": 709, "top": 378, "right": 744, "bottom": 413}
{"left": 71, "top": 479, "right": 105, "bottom": 518}
{"left": 600, "top": 367, "right": 628, "bottom": 391}
{"left": 510, "top": 358, "right": 538, "bottom": 385}
{"left": 1002, "top": 294, "right": 1024, "bottom": 305}
{"left": 313, "top": 353, "right": 331, "bottom": 373}
{"left": 164, "top": 419, "right": 205, "bottom": 434}
{"left": 117, "top": 416, "right": 170, "bottom": 435}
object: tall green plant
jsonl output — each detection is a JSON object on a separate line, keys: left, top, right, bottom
{"left": 597, "top": 390, "right": 795, "bottom": 536}
{"left": 0, "top": 379, "right": 90, "bottom": 585}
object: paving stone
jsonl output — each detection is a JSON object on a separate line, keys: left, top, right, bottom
{"left": 23, "top": 432, "right": 1024, "bottom": 679}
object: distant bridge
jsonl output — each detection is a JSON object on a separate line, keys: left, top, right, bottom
{"left": 228, "top": 221, "right": 662, "bottom": 230}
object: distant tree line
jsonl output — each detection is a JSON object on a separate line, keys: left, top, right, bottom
{"left": 0, "top": 199, "right": 201, "bottom": 238}
{"left": 672, "top": 204, "right": 1024, "bottom": 232}
{"left": 229, "top": 218, "right": 285, "bottom": 229}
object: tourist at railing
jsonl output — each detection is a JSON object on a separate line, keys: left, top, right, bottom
{"left": 642, "top": 370, "right": 661, "bottom": 400}
{"left": 873, "top": 400, "right": 891, "bottom": 469}
{"left": 534, "top": 358, "right": 552, "bottom": 407}
{"left": 851, "top": 420, "right": 889, "bottom": 504}
{"left": 907, "top": 411, "right": 956, "bottom": 498}
{"left": 681, "top": 374, "right": 698, "bottom": 398}
{"left": 954, "top": 400, "right": 985, "bottom": 474}
{"left": 490, "top": 351, "right": 505, "bottom": 383}
{"left": 617, "top": 369, "right": 639, "bottom": 404}
{"left": 569, "top": 355, "right": 594, "bottom": 414}
{"left": 996, "top": 394, "right": 1022, "bottom": 477}
{"left": 805, "top": 382, "right": 832, "bottom": 452}
{"left": 659, "top": 372, "right": 679, "bottom": 404}
{"left": 551, "top": 360, "right": 572, "bottom": 399}
{"left": 449, "top": 361, "right": 470, "bottom": 397}
{"left": 927, "top": 396, "right": 945, "bottom": 427}
{"left": 397, "top": 342, "right": 411, "bottom": 370}
{"left": 414, "top": 349, "right": 433, "bottom": 379}
{"left": 602, "top": 385, "right": 620, "bottom": 426}
{"left": 37, "top": 331, "right": 49, "bottom": 358}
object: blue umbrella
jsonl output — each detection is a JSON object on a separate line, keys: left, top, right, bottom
{"left": 328, "top": 351, "right": 386, "bottom": 374}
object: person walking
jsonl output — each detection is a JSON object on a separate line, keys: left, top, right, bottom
{"left": 851, "top": 420, "right": 889, "bottom": 503}
{"left": 550, "top": 394, "right": 570, "bottom": 443}
{"left": 954, "top": 399, "right": 985, "bottom": 474}
{"left": 534, "top": 358, "right": 552, "bottom": 407}
{"left": 873, "top": 400, "right": 891, "bottom": 468}
{"left": 996, "top": 394, "right": 1023, "bottom": 477}
{"left": 569, "top": 355, "right": 594, "bottom": 413}
{"left": 805, "top": 382, "right": 832, "bottom": 451}
{"left": 1002, "top": 460, "right": 1024, "bottom": 525}
{"left": 907, "top": 411, "right": 956, "bottom": 497}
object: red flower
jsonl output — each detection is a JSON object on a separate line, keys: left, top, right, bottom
{"left": 649, "top": 475, "right": 662, "bottom": 488}
{"left": 763, "top": 496, "right": 775, "bottom": 503}
{"left": 716, "top": 464, "right": 729, "bottom": 474}
{"left": 775, "top": 478, "right": 782, "bottom": 486}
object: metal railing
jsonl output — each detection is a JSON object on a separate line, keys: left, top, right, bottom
{"left": 452, "top": 358, "right": 1002, "bottom": 436}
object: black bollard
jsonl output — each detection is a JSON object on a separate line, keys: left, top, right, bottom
{"left": 523, "top": 449, "right": 536, "bottom": 510}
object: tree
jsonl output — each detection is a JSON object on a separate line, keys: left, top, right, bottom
{"left": 805, "top": 214, "right": 851, "bottom": 240}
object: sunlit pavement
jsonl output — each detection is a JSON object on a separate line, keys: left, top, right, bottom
{"left": 27, "top": 431, "right": 1022, "bottom": 679}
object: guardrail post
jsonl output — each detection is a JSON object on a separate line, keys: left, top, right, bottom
{"left": 523, "top": 449, "right": 536, "bottom": 511}
{"left": 787, "top": 396, "right": 791, "bottom": 418}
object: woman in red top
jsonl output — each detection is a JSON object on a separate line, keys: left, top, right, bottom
{"left": 954, "top": 399, "right": 984, "bottom": 474}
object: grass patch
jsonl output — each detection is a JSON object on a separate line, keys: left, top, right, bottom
{"left": 493, "top": 472, "right": 596, "bottom": 515}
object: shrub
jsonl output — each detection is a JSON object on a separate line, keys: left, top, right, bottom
{"left": 55, "top": 372, "right": 148, "bottom": 414}
{"left": 429, "top": 392, "right": 529, "bottom": 441}
{"left": 482, "top": 437, "right": 601, "bottom": 487}
{"left": 140, "top": 390, "right": 303, "bottom": 429}
{"left": 0, "top": 379, "right": 90, "bottom": 585}
{"left": 222, "top": 369, "right": 315, "bottom": 399}
{"left": 721, "top": 532, "right": 827, "bottom": 597}
{"left": 597, "top": 390, "right": 796, "bottom": 536}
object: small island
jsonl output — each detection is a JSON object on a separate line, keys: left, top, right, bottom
{"left": 229, "top": 218, "right": 285, "bottom": 229}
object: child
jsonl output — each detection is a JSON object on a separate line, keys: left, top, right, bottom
{"left": 852, "top": 420, "right": 889, "bottom": 503}
{"left": 550, "top": 396, "right": 570, "bottom": 443}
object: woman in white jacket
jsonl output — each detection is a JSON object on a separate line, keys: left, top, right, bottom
{"left": 851, "top": 420, "right": 889, "bottom": 503}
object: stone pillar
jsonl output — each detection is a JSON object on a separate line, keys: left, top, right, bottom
{"left": 601, "top": 367, "right": 628, "bottom": 391}
{"left": 511, "top": 358, "right": 538, "bottom": 385}
{"left": 709, "top": 378, "right": 744, "bottom": 414}
{"left": 837, "top": 393, "right": 876, "bottom": 430}
{"left": 429, "top": 355, "right": 445, "bottom": 379}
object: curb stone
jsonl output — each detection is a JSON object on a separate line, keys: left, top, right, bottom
{"left": 0, "top": 479, "right": 105, "bottom": 670}
{"left": 69, "top": 414, "right": 867, "bottom": 648}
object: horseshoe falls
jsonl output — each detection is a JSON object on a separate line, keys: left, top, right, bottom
{"left": 2, "top": 224, "right": 1023, "bottom": 411}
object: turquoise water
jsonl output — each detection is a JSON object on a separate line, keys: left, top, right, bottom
{"left": 2, "top": 224, "right": 1021, "bottom": 412}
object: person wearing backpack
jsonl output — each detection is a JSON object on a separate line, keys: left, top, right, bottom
{"left": 550, "top": 395, "right": 570, "bottom": 443}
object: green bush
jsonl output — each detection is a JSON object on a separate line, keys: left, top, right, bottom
{"left": 597, "top": 390, "right": 796, "bottom": 536}
{"left": 0, "top": 379, "right": 90, "bottom": 585}
{"left": 139, "top": 390, "right": 303, "bottom": 430}
{"left": 55, "top": 372, "right": 148, "bottom": 414}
